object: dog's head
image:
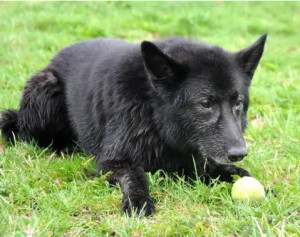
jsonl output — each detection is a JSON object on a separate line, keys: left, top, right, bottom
{"left": 141, "top": 35, "right": 267, "bottom": 164}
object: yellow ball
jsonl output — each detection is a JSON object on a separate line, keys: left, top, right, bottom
{"left": 232, "top": 177, "right": 265, "bottom": 203}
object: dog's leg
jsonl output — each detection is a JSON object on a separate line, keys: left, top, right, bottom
{"left": 100, "top": 160, "right": 155, "bottom": 217}
{"left": 208, "top": 162, "right": 251, "bottom": 183}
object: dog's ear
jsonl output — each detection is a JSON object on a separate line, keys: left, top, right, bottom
{"left": 141, "top": 41, "right": 186, "bottom": 90}
{"left": 235, "top": 34, "right": 267, "bottom": 80}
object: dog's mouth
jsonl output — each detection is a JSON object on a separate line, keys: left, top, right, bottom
{"left": 198, "top": 146, "right": 246, "bottom": 166}
{"left": 210, "top": 157, "right": 233, "bottom": 165}
{"left": 205, "top": 149, "right": 247, "bottom": 165}
{"left": 208, "top": 154, "right": 245, "bottom": 165}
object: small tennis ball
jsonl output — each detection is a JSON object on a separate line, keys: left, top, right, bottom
{"left": 232, "top": 177, "right": 265, "bottom": 203}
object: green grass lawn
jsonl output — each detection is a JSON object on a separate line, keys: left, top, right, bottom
{"left": 0, "top": 2, "right": 299, "bottom": 236}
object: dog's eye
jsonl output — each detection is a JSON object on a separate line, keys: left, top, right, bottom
{"left": 201, "top": 99, "right": 212, "bottom": 109}
{"left": 235, "top": 99, "right": 243, "bottom": 107}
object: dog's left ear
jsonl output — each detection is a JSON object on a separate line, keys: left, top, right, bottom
{"left": 235, "top": 34, "right": 267, "bottom": 80}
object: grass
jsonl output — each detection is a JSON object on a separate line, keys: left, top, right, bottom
{"left": 0, "top": 2, "right": 299, "bottom": 236}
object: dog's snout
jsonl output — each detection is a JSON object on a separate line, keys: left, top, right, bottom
{"left": 228, "top": 147, "right": 247, "bottom": 162}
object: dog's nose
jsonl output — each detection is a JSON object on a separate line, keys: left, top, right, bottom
{"left": 228, "top": 147, "right": 247, "bottom": 162}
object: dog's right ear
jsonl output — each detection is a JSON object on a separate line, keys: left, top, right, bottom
{"left": 141, "top": 41, "right": 186, "bottom": 90}
{"left": 235, "top": 34, "right": 267, "bottom": 81}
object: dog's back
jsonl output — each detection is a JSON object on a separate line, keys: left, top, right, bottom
{"left": 0, "top": 38, "right": 142, "bottom": 151}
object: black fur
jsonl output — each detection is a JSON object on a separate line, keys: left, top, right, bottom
{"left": 0, "top": 35, "right": 267, "bottom": 216}
{"left": 0, "top": 109, "right": 19, "bottom": 142}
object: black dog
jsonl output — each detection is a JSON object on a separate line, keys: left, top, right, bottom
{"left": 0, "top": 35, "right": 267, "bottom": 216}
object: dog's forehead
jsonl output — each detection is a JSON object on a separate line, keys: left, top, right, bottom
{"left": 183, "top": 50, "right": 242, "bottom": 97}
{"left": 167, "top": 41, "right": 245, "bottom": 98}
{"left": 183, "top": 76, "right": 240, "bottom": 100}
{"left": 201, "top": 64, "right": 239, "bottom": 93}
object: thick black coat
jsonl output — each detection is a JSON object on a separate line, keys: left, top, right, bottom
{"left": 0, "top": 36, "right": 267, "bottom": 216}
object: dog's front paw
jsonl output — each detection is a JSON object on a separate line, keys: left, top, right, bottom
{"left": 235, "top": 167, "right": 251, "bottom": 177}
{"left": 121, "top": 195, "right": 155, "bottom": 217}
{"left": 213, "top": 165, "right": 251, "bottom": 183}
